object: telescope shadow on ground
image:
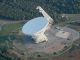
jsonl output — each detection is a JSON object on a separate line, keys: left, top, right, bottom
{"left": 23, "top": 35, "right": 35, "bottom": 44}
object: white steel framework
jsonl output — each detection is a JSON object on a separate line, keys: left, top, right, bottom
{"left": 33, "top": 6, "right": 53, "bottom": 43}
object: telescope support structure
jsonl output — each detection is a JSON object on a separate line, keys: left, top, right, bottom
{"left": 33, "top": 6, "right": 53, "bottom": 43}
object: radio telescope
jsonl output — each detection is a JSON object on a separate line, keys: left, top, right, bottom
{"left": 22, "top": 6, "right": 53, "bottom": 43}
{"left": 19, "top": 6, "right": 80, "bottom": 55}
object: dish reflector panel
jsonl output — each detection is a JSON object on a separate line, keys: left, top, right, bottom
{"left": 22, "top": 17, "right": 48, "bottom": 35}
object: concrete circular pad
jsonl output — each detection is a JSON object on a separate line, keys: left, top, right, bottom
{"left": 23, "top": 26, "right": 79, "bottom": 54}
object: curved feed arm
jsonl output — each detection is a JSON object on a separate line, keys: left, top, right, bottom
{"left": 33, "top": 6, "right": 54, "bottom": 43}
{"left": 36, "top": 6, "right": 53, "bottom": 24}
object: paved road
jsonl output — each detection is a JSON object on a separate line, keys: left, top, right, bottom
{"left": 0, "top": 20, "right": 27, "bottom": 24}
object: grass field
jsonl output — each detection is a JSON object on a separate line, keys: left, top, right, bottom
{"left": 0, "top": 23, "right": 23, "bottom": 35}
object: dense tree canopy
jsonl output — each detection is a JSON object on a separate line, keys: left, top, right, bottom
{"left": 0, "top": 0, "right": 80, "bottom": 20}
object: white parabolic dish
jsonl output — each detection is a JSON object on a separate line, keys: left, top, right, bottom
{"left": 22, "top": 17, "right": 48, "bottom": 35}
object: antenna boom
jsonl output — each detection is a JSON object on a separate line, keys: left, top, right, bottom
{"left": 36, "top": 6, "right": 53, "bottom": 24}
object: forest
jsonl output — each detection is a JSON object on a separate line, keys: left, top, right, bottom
{"left": 0, "top": 0, "right": 80, "bottom": 20}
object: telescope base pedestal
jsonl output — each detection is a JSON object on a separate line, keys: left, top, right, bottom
{"left": 33, "top": 33, "right": 48, "bottom": 43}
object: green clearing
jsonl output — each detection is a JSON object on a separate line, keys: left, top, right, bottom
{"left": 0, "top": 22, "right": 23, "bottom": 42}
{"left": 0, "top": 23, "right": 23, "bottom": 35}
